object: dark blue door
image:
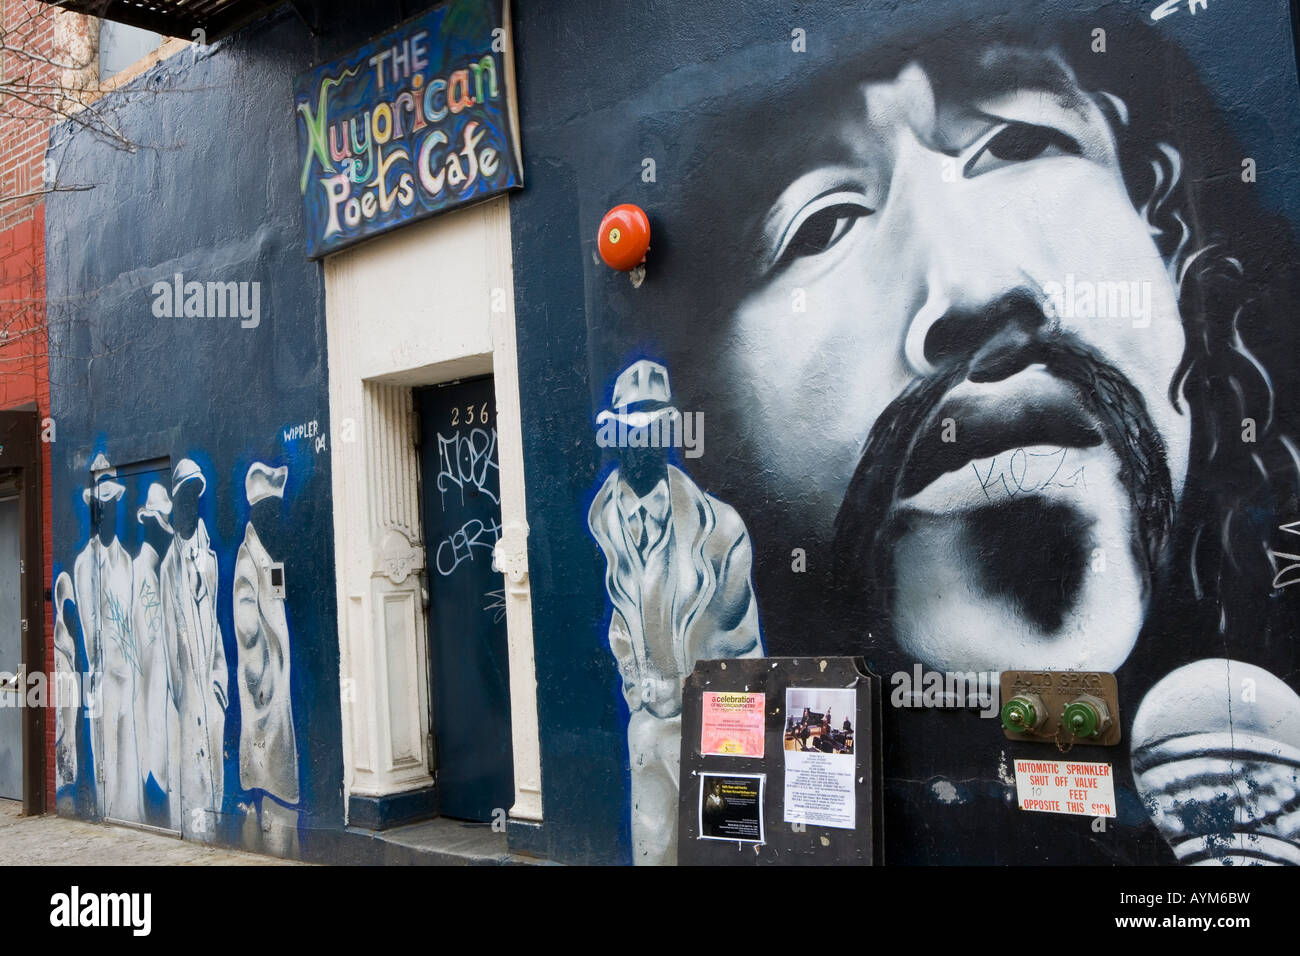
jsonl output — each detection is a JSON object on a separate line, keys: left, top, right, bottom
{"left": 417, "top": 377, "right": 514, "bottom": 822}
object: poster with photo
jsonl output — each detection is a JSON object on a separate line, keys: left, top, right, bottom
{"left": 698, "top": 773, "right": 766, "bottom": 843}
{"left": 700, "top": 691, "right": 765, "bottom": 757}
{"left": 783, "top": 687, "right": 856, "bottom": 830}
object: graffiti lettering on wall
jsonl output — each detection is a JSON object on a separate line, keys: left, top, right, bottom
{"left": 972, "top": 448, "right": 1087, "bottom": 501}
{"left": 435, "top": 516, "right": 501, "bottom": 577}
{"left": 1150, "top": 0, "right": 1223, "bottom": 22}
{"left": 293, "top": 0, "right": 523, "bottom": 257}
{"left": 282, "top": 419, "right": 327, "bottom": 455}
{"left": 581, "top": 9, "right": 1300, "bottom": 864}
{"left": 54, "top": 455, "right": 301, "bottom": 853}
{"left": 437, "top": 424, "right": 499, "bottom": 507}
{"left": 1268, "top": 520, "right": 1300, "bottom": 590}
{"left": 433, "top": 423, "right": 502, "bottom": 577}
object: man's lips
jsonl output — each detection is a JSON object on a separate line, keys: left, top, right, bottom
{"left": 896, "top": 368, "right": 1105, "bottom": 500}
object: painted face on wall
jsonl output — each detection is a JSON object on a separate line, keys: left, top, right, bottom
{"left": 171, "top": 480, "right": 202, "bottom": 540}
{"left": 96, "top": 499, "right": 119, "bottom": 546}
{"left": 722, "top": 46, "right": 1192, "bottom": 672}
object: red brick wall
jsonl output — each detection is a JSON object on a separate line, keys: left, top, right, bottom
{"left": 0, "top": 1, "right": 64, "bottom": 809}
{"left": 0, "top": 2, "right": 60, "bottom": 234}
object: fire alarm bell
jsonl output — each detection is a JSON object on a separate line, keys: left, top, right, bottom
{"left": 597, "top": 203, "right": 651, "bottom": 271}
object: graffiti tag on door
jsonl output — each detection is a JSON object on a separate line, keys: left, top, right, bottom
{"left": 434, "top": 407, "right": 501, "bottom": 577}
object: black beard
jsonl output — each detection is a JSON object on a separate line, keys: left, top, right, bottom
{"left": 830, "top": 332, "right": 1175, "bottom": 641}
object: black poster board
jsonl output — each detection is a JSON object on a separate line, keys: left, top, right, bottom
{"left": 678, "top": 657, "right": 881, "bottom": 865}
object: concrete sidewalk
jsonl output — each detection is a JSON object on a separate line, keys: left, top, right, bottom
{"left": 0, "top": 801, "right": 303, "bottom": 865}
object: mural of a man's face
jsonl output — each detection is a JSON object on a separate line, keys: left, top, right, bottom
{"left": 722, "top": 47, "right": 1191, "bottom": 671}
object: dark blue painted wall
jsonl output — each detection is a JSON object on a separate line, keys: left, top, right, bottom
{"left": 43, "top": 0, "right": 430, "bottom": 855}
{"left": 40, "top": 0, "right": 1300, "bottom": 866}
{"left": 509, "top": 0, "right": 1300, "bottom": 865}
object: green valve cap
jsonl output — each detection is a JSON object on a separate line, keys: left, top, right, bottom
{"left": 1001, "top": 695, "right": 1040, "bottom": 734}
{"left": 1063, "top": 699, "right": 1104, "bottom": 737}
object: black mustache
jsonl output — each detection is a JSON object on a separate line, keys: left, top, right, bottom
{"left": 830, "top": 334, "right": 1175, "bottom": 607}
{"left": 897, "top": 393, "right": 1105, "bottom": 500}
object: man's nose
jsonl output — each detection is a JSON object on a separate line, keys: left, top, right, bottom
{"left": 888, "top": 139, "right": 1052, "bottom": 379}
{"left": 909, "top": 288, "right": 1053, "bottom": 380}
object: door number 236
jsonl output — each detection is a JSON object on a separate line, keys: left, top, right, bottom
{"left": 451, "top": 403, "right": 491, "bottom": 426}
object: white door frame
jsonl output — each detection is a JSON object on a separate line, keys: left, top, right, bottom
{"left": 324, "top": 195, "right": 542, "bottom": 825}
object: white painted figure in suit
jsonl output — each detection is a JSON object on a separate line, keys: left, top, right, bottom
{"left": 133, "top": 482, "right": 179, "bottom": 826}
{"left": 233, "top": 461, "right": 300, "bottom": 854}
{"left": 587, "top": 360, "right": 764, "bottom": 865}
{"left": 160, "top": 458, "right": 228, "bottom": 839}
{"left": 73, "top": 470, "right": 142, "bottom": 823}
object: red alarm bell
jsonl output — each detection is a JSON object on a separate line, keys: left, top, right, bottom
{"left": 597, "top": 204, "right": 651, "bottom": 271}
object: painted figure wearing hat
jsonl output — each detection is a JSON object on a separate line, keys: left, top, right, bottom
{"left": 587, "top": 360, "right": 764, "bottom": 865}
{"left": 233, "top": 461, "right": 300, "bottom": 853}
{"left": 133, "top": 482, "right": 180, "bottom": 827}
{"left": 160, "top": 458, "right": 228, "bottom": 838}
{"left": 73, "top": 461, "right": 142, "bottom": 823}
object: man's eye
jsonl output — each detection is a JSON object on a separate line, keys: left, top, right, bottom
{"left": 964, "top": 122, "right": 1082, "bottom": 176}
{"left": 774, "top": 198, "right": 872, "bottom": 267}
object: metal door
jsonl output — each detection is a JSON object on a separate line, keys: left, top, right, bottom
{"left": 416, "top": 377, "right": 515, "bottom": 821}
{"left": 0, "top": 497, "right": 21, "bottom": 799}
{"left": 0, "top": 411, "right": 46, "bottom": 814}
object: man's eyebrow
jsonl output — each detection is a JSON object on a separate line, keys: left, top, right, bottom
{"left": 951, "top": 45, "right": 1092, "bottom": 115}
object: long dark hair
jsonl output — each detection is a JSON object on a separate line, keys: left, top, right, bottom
{"left": 1066, "top": 13, "right": 1300, "bottom": 681}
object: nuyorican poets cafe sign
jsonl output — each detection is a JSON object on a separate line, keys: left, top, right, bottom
{"left": 293, "top": 0, "right": 522, "bottom": 258}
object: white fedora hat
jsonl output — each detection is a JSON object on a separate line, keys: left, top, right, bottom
{"left": 82, "top": 478, "right": 125, "bottom": 506}
{"left": 246, "top": 461, "right": 288, "bottom": 506}
{"left": 136, "top": 482, "right": 174, "bottom": 535}
{"left": 171, "top": 458, "right": 207, "bottom": 498}
{"left": 595, "top": 359, "right": 680, "bottom": 428}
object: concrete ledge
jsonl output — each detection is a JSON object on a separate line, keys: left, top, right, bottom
{"left": 347, "top": 786, "right": 437, "bottom": 831}
{"left": 300, "top": 817, "right": 553, "bottom": 865}
{"left": 506, "top": 817, "right": 546, "bottom": 858}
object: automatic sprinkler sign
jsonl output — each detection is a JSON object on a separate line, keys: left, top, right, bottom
{"left": 1013, "top": 759, "right": 1116, "bottom": 817}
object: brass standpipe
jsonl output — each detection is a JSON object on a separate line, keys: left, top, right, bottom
{"left": 1000, "top": 693, "right": 1046, "bottom": 735}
